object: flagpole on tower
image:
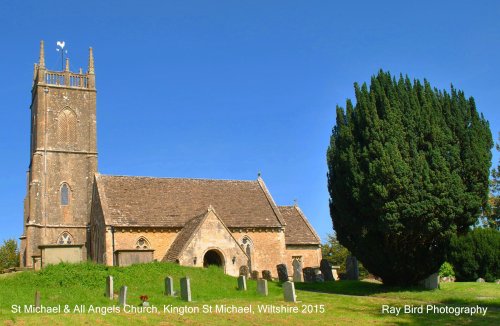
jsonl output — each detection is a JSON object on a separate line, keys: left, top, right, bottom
{"left": 56, "top": 41, "right": 66, "bottom": 71}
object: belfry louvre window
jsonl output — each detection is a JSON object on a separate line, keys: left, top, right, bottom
{"left": 57, "top": 108, "right": 77, "bottom": 145}
{"left": 61, "top": 183, "right": 70, "bottom": 205}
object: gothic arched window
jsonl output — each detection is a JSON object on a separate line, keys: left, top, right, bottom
{"left": 61, "top": 183, "right": 70, "bottom": 205}
{"left": 136, "top": 237, "right": 150, "bottom": 249}
{"left": 242, "top": 236, "right": 253, "bottom": 271}
{"left": 57, "top": 108, "right": 77, "bottom": 146}
{"left": 57, "top": 231, "right": 73, "bottom": 245}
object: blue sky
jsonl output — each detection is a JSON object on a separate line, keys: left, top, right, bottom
{"left": 0, "top": 1, "right": 499, "bottom": 244}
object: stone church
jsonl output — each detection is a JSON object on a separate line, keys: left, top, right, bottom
{"left": 19, "top": 41, "right": 321, "bottom": 277}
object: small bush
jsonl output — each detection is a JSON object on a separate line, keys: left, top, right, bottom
{"left": 439, "top": 262, "right": 455, "bottom": 278}
{"left": 447, "top": 228, "right": 500, "bottom": 282}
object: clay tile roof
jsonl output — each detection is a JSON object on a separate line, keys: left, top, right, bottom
{"left": 279, "top": 205, "right": 321, "bottom": 245}
{"left": 95, "top": 174, "right": 285, "bottom": 228}
{"left": 164, "top": 211, "right": 208, "bottom": 262}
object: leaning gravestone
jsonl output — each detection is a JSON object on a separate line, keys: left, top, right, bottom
{"left": 238, "top": 275, "right": 247, "bottom": 291}
{"left": 345, "top": 255, "right": 359, "bottom": 280}
{"left": 320, "top": 259, "right": 334, "bottom": 281}
{"left": 257, "top": 279, "right": 268, "bottom": 296}
{"left": 276, "top": 264, "right": 289, "bottom": 282}
{"left": 180, "top": 277, "right": 192, "bottom": 302}
{"left": 420, "top": 273, "right": 439, "bottom": 289}
{"left": 292, "top": 259, "right": 303, "bottom": 282}
{"left": 302, "top": 267, "right": 316, "bottom": 282}
{"left": 105, "top": 276, "right": 113, "bottom": 299}
{"left": 165, "top": 276, "right": 175, "bottom": 296}
{"left": 283, "top": 281, "right": 297, "bottom": 302}
{"left": 119, "top": 286, "right": 128, "bottom": 306}
{"left": 35, "top": 291, "right": 41, "bottom": 308}
{"left": 262, "top": 270, "right": 272, "bottom": 281}
{"left": 239, "top": 265, "right": 249, "bottom": 278}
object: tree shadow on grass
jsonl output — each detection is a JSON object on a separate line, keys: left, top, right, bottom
{"left": 341, "top": 304, "right": 499, "bottom": 326}
{"left": 441, "top": 298, "right": 500, "bottom": 310}
{"left": 294, "top": 280, "right": 500, "bottom": 310}
{"left": 294, "top": 280, "right": 426, "bottom": 296}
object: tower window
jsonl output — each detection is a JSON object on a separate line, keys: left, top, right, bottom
{"left": 61, "top": 183, "right": 70, "bottom": 205}
{"left": 57, "top": 108, "right": 77, "bottom": 146}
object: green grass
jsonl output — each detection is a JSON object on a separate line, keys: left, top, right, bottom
{"left": 0, "top": 262, "right": 498, "bottom": 325}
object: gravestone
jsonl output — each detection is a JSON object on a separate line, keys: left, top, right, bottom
{"left": 257, "top": 279, "right": 268, "bottom": 296}
{"left": 332, "top": 266, "right": 340, "bottom": 280}
{"left": 262, "top": 270, "right": 272, "bottom": 281}
{"left": 283, "top": 281, "right": 297, "bottom": 302}
{"left": 238, "top": 275, "right": 247, "bottom": 291}
{"left": 421, "top": 273, "right": 439, "bottom": 289}
{"left": 320, "top": 259, "right": 334, "bottom": 281}
{"left": 292, "top": 259, "right": 303, "bottom": 282}
{"left": 345, "top": 255, "right": 359, "bottom": 280}
{"left": 276, "top": 264, "right": 289, "bottom": 282}
{"left": 251, "top": 270, "right": 259, "bottom": 280}
{"left": 119, "top": 286, "right": 128, "bottom": 306}
{"left": 180, "top": 277, "right": 192, "bottom": 302}
{"left": 34, "top": 291, "right": 40, "bottom": 308}
{"left": 476, "top": 278, "right": 485, "bottom": 283}
{"left": 239, "top": 266, "right": 249, "bottom": 278}
{"left": 315, "top": 269, "right": 324, "bottom": 283}
{"left": 302, "top": 267, "right": 315, "bottom": 282}
{"left": 105, "top": 276, "right": 113, "bottom": 299}
{"left": 165, "top": 276, "right": 175, "bottom": 296}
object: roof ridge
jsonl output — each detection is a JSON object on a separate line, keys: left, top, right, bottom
{"left": 99, "top": 173, "right": 257, "bottom": 183}
{"left": 257, "top": 177, "right": 286, "bottom": 226}
{"left": 293, "top": 206, "right": 321, "bottom": 243}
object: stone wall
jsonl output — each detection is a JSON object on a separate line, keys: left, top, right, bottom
{"left": 177, "top": 212, "right": 248, "bottom": 277}
{"left": 89, "top": 184, "right": 106, "bottom": 264}
{"left": 231, "top": 230, "right": 287, "bottom": 278}
{"left": 285, "top": 244, "right": 322, "bottom": 273}
{"left": 22, "top": 65, "right": 97, "bottom": 267}
{"left": 111, "top": 230, "right": 178, "bottom": 263}
{"left": 115, "top": 250, "right": 154, "bottom": 266}
{"left": 40, "top": 245, "right": 83, "bottom": 267}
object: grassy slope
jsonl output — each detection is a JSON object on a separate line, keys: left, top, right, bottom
{"left": 0, "top": 262, "right": 498, "bottom": 325}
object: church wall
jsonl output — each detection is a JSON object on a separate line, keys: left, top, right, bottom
{"left": 231, "top": 230, "right": 287, "bottom": 278}
{"left": 89, "top": 185, "right": 106, "bottom": 264}
{"left": 24, "top": 226, "right": 42, "bottom": 268}
{"left": 24, "top": 225, "right": 87, "bottom": 267}
{"left": 43, "top": 152, "right": 97, "bottom": 226}
{"left": 28, "top": 85, "right": 97, "bottom": 228}
{"left": 23, "top": 59, "right": 97, "bottom": 270}
{"left": 176, "top": 212, "right": 248, "bottom": 277}
{"left": 111, "top": 230, "right": 178, "bottom": 263}
{"left": 285, "top": 245, "right": 322, "bottom": 273}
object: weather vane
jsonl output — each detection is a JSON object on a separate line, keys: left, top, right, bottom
{"left": 56, "top": 41, "right": 67, "bottom": 71}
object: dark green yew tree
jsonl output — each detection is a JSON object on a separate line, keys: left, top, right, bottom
{"left": 327, "top": 71, "right": 493, "bottom": 285}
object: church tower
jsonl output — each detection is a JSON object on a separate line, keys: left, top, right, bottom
{"left": 20, "top": 41, "right": 97, "bottom": 268}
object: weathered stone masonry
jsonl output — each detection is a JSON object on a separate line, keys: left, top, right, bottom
{"left": 20, "top": 41, "right": 322, "bottom": 277}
